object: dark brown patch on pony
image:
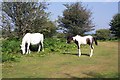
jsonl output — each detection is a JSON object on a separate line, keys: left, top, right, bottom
{"left": 91, "top": 38, "right": 95, "bottom": 49}
{"left": 93, "top": 37, "right": 98, "bottom": 45}
{"left": 74, "top": 39, "right": 79, "bottom": 49}
{"left": 86, "top": 38, "right": 90, "bottom": 45}
{"left": 67, "top": 36, "right": 73, "bottom": 44}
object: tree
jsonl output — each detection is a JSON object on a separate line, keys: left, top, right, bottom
{"left": 2, "top": 2, "right": 56, "bottom": 38}
{"left": 96, "top": 29, "right": 111, "bottom": 40}
{"left": 40, "top": 21, "right": 57, "bottom": 38}
{"left": 2, "top": 11, "right": 13, "bottom": 38}
{"left": 109, "top": 13, "right": 120, "bottom": 38}
{"left": 58, "top": 2, "right": 94, "bottom": 36}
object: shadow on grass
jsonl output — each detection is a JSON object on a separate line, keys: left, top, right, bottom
{"left": 82, "top": 71, "right": 104, "bottom": 78}
{"left": 63, "top": 73, "right": 80, "bottom": 79}
{"left": 62, "top": 52, "right": 90, "bottom": 57}
{"left": 82, "top": 71, "right": 119, "bottom": 78}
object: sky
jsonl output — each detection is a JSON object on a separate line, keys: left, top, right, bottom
{"left": 0, "top": 0, "right": 119, "bottom": 33}
{"left": 46, "top": 2, "right": 118, "bottom": 33}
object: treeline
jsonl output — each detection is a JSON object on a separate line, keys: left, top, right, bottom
{"left": 1, "top": 2, "right": 120, "bottom": 40}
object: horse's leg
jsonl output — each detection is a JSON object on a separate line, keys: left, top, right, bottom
{"left": 28, "top": 44, "right": 31, "bottom": 54}
{"left": 90, "top": 44, "right": 94, "bottom": 57}
{"left": 78, "top": 45, "right": 81, "bottom": 57}
{"left": 41, "top": 41, "right": 44, "bottom": 52}
{"left": 75, "top": 40, "right": 81, "bottom": 57}
{"left": 26, "top": 43, "right": 30, "bottom": 54}
{"left": 28, "top": 49, "right": 31, "bottom": 54}
{"left": 78, "top": 49, "right": 81, "bottom": 57}
{"left": 38, "top": 43, "right": 41, "bottom": 53}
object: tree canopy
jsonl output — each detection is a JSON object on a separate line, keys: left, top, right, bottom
{"left": 96, "top": 29, "right": 111, "bottom": 40}
{"left": 109, "top": 13, "right": 120, "bottom": 38}
{"left": 2, "top": 2, "right": 56, "bottom": 38}
{"left": 58, "top": 2, "right": 95, "bottom": 36}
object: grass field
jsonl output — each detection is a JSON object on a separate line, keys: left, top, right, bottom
{"left": 2, "top": 40, "right": 118, "bottom": 78}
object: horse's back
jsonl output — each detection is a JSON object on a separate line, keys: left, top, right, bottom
{"left": 84, "top": 35, "right": 93, "bottom": 39}
{"left": 74, "top": 35, "right": 93, "bottom": 44}
{"left": 23, "top": 33, "right": 44, "bottom": 45}
{"left": 23, "top": 33, "right": 43, "bottom": 39}
{"left": 30, "top": 33, "right": 43, "bottom": 45}
{"left": 30, "top": 33, "right": 43, "bottom": 38}
{"left": 22, "top": 33, "right": 31, "bottom": 41}
{"left": 84, "top": 35, "right": 93, "bottom": 43}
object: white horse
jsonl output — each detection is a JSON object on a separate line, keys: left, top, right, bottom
{"left": 66, "top": 35, "right": 98, "bottom": 57}
{"left": 20, "top": 33, "right": 44, "bottom": 54}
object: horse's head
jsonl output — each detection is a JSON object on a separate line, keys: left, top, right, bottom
{"left": 66, "top": 36, "right": 73, "bottom": 44}
{"left": 20, "top": 45, "right": 25, "bottom": 54}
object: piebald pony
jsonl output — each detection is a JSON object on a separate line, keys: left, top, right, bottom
{"left": 67, "top": 35, "right": 98, "bottom": 57}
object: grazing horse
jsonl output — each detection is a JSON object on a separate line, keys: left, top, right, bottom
{"left": 66, "top": 35, "right": 98, "bottom": 57}
{"left": 20, "top": 33, "right": 44, "bottom": 54}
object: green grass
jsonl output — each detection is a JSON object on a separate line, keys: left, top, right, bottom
{"left": 2, "top": 39, "right": 118, "bottom": 78}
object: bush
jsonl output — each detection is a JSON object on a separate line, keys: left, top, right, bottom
{"left": 1, "top": 37, "right": 75, "bottom": 62}
{"left": 2, "top": 38, "right": 21, "bottom": 62}
{"left": 44, "top": 38, "right": 76, "bottom": 53}
{"left": 44, "top": 38, "right": 63, "bottom": 52}
{"left": 2, "top": 38, "right": 21, "bottom": 53}
{"left": 96, "top": 29, "right": 111, "bottom": 41}
{"left": 2, "top": 53, "right": 21, "bottom": 62}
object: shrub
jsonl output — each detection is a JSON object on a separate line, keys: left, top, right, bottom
{"left": 2, "top": 53, "right": 21, "bottom": 62}
{"left": 44, "top": 38, "right": 76, "bottom": 53}
{"left": 96, "top": 29, "right": 111, "bottom": 41}
{"left": 2, "top": 38, "right": 21, "bottom": 53}
{"left": 2, "top": 38, "right": 21, "bottom": 62}
{"left": 44, "top": 38, "right": 61, "bottom": 52}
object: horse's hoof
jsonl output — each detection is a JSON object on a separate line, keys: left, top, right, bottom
{"left": 90, "top": 55, "right": 92, "bottom": 57}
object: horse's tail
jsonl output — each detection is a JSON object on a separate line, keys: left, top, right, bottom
{"left": 93, "top": 37, "right": 98, "bottom": 45}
